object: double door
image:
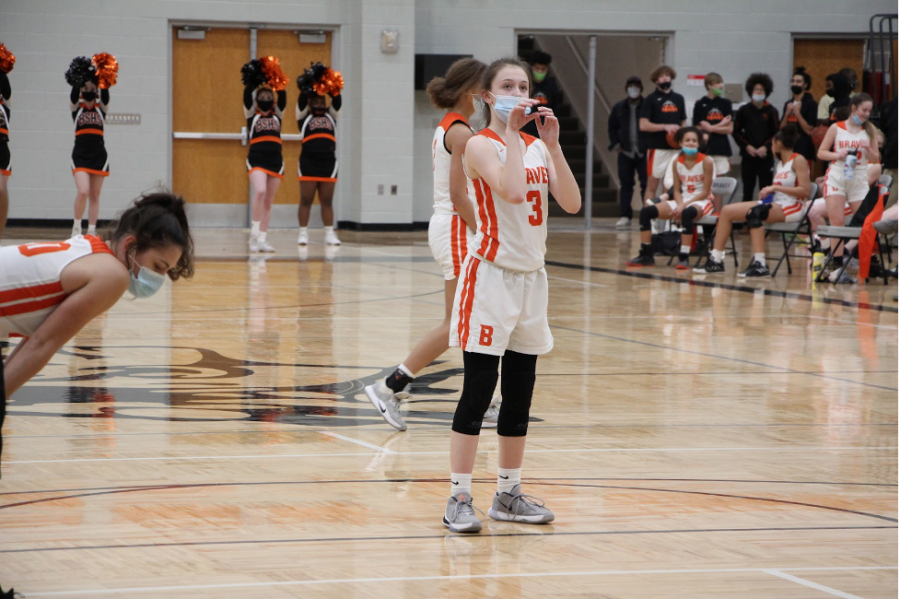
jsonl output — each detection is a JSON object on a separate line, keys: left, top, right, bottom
{"left": 172, "top": 27, "right": 333, "bottom": 225}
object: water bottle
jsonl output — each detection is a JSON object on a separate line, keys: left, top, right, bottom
{"left": 812, "top": 249, "right": 826, "bottom": 285}
{"left": 761, "top": 193, "right": 774, "bottom": 205}
{"left": 843, "top": 148, "right": 858, "bottom": 180}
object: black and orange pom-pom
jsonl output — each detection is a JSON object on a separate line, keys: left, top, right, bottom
{"left": 313, "top": 68, "right": 344, "bottom": 97}
{"left": 92, "top": 52, "right": 118, "bottom": 89}
{"left": 0, "top": 44, "right": 15, "bottom": 74}
{"left": 241, "top": 59, "right": 266, "bottom": 88}
{"left": 259, "top": 56, "right": 288, "bottom": 91}
{"left": 65, "top": 56, "right": 95, "bottom": 87}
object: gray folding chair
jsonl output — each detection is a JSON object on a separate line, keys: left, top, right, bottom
{"left": 765, "top": 182, "right": 818, "bottom": 277}
{"left": 816, "top": 177, "right": 893, "bottom": 284}
{"left": 693, "top": 177, "right": 739, "bottom": 267}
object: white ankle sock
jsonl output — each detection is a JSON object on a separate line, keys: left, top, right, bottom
{"left": 258, "top": 232, "right": 267, "bottom": 244}
{"left": 754, "top": 252, "right": 766, "bottom": 264}
{"left": 251, "top": 221, "right": 260, "bottom": 237}
{"left": 397, "top": 363, "right": 414, "bottom": 378}
{"left": 711, "top": 249, "right": 725, "bottom": 262}
{"left": 450, "top": 473, "right": 472, "bottom": 496}
{"left": 324, "top": 226, "right": 334, "bottom": 234}
{"left": 680, "top": 245, "right": 690, "bottom": 256}
{"left": 497, "top": 468, "right": 521, "bottom": 494}
{"left": 72, "top": 220, "right": 82, "bottom": 233}
{"left": 299, "top": 226, "right": 308, "bottom": 235}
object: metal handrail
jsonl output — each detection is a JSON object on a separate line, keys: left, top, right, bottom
{"left": 564, "top": 35, "right": 611, "bottom": 115}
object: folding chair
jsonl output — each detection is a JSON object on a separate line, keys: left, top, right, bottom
{"left": 691, "top": 177, "right": 740, "bottom": 267}
{"left": 816, "top": 177, "right": 893, "bottom": 285}
{"left": 765, "top": 182, "right": 818, "bottom": 277}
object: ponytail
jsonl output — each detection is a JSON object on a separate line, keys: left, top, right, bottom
{"left": 426, "top": 57, "right": 486, "bottom": 110}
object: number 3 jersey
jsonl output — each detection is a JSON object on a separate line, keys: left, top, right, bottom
{"left": 466, "top": 128, "right": 550, "bottom": 273}
{"left": 0, "top": 235, "right": 113, "bottom": 338}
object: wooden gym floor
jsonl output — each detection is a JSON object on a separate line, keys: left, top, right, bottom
{"left": 0, "top": 222, "right": 896, "bottom": 598}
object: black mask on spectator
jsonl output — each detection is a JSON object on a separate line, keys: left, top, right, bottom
{"left": 312, "top": 105, "right": 326, "bottom": 115}
{"left": 825, "top": 89, "right": 835, "bottom": 98}
{"left": 657, "top": 81, "right": 671, "bottom": 91}
{"left": 82, "top": 91, "right": 97, "bottom": 101}
{"left": 257, "top": 99, "right": 274, "bottom": 112}
{"left": 791, "top": 85, "right": 803, "bottom": 95}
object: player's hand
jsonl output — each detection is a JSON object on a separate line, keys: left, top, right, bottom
{"left": 836, "top": 148, "right": 849, "bottom": 160}
{"left": 535, "top": 106, "right": 560, "bottom": 149}
{"left": 507, "top": 98, "right": 539, "bottom": 132}
{"left": 721, "top": 115, "right": 732, "bottom": 124}
{"left": 758, "top": 186, "right": 773, "bottom": 200}
{"left": 664, "top": 124, "right": 680, "bottom": 134}
{"left": 671, "top": 204, "right": 683, "bottom": 220}
{"left": 699, "top": 121, "right": 712, "bottom": 132}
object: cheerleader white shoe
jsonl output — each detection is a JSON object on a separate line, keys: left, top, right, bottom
{"left": 258, "top": 240, "right": 276, "bottom": 253}
{"left": 249, "top": 235, "right": 259, "bottom": 253}
{"left": 297, "top": 230, "right": 309, "bottom": 246}
{"left": 324, "top": 230, "right": 342, "bottom": 246}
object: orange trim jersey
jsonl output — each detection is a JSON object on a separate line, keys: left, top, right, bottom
{"left": 73, "top": 104, "right": 105, "bottom": 148}
{"left": 432, "top": 112, "right": 475, "bottom": 215}
{"left": 675, "top": 152, "right": 709, "bottom": 203}
{"left": 0, "top": 235, "right": 113, "bottom": 338}
{"left": 831, "top": 120, "right": 870, "bottom": 171}
{"left": 467, "top": 129, "right": 549, "bottom": 272}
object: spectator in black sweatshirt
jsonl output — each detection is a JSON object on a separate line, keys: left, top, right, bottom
{"left": 826, "top": 72, "right": 852, "bottom": 122}
{"left": 639, "top": 65, "right": 687, "bottom": 201}
{"left": 693, "top": 72, "right": 734, "bottom": 211}
{"left": 522, "top": 50, "right": 561, "bottom": 138}
{"left": 881, "top": 97, "right": 897, "bottom": 207}
{"left": 780, "top": 66, "right": 818, "bottom": 161}
{"left": 733, "top": 73, "right": 779, "bottom": 203}
{"left": 608, "top": 76, "right": 647, "bottom": 227}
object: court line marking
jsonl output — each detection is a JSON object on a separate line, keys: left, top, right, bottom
{"left": 551, "top": 324, "right": 899, "bottom": 392}
{"left": 318, "top": 431, "right": 397, "bottom": 454}
{"left": 20, "top": 566, "right": 897, "bottom": 596}
{"left": 5, "top": 446, "right": 896, "bottom": 464}
{"left": 1, "top": 525, "right": 894, "bottom": 555}
{"left": 547, "top": 275, "right": 609, "bottom": 288}
{"left": 763, "top": 569, "right": 864, "bottom": 599}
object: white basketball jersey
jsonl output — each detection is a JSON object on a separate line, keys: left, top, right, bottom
{"left": 772, "top": 153, "right": 799, "bottom": 203}
{"left": 833, "top": 120, "right": 870, "bottom": 170}
{"left": 432, "top": 112, "right": 476, "bottom": 215}
{"left": 0, "top": 235, "right": 113, "bottom": 338}
{"left": 675, "top": 153, "right": 709, "bottom": 203}
{"left": 467, "top": 129, "right": 549, "bottom": 272}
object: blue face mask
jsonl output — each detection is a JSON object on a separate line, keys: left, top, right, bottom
{"left": 682, "top": 147, "right": 699, "bottom": 156}
{"left": 489, "top": 92, "right": 532, "bottom": 124}
{"left": 128, "top": 253, "right": 166, "bottom": 299}
{"left": 852, "top": 114, "right": 865, "bottom": 126}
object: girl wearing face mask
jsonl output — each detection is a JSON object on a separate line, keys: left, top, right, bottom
{"left": 732, "top": 73, "right": 779, "bottom": 204}
{"left": 816, "top": 93, "right": 881, "bottom": 283}
{"left": 365, "top": 57, "right": 486, "bottom": 432}
{"left": 297, "top": 86, "right": 342, "bottom": 246}
{"left": 441, "top": 57, "right": 580, "bottom": 534}
{"left": 0, "top": 191, "right": 194, "bottom": 470}
{"left": 639, "top": 65, "right": 687, "bottom": 204}
{"left": 628, "top": 127, "right": 713, "bottom": 270}
{"left": 69, "top": 77, "right": 110, "bottom": 238}
{"left": 244, "top": 84, "right": 287, "bottom": 252}
{"left": 696, "top": 125, "right": 811, "bottom": 277}
{"left": 780, "top": 67, "right": 817, "bottom": 161}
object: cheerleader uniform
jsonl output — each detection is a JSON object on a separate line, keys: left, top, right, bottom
{"left": 449, "top": 129, "right": 554, "bottom": 356}
{"left": 428, "top": 112, "right": 476, "bottom": 280}
{"left": 297, "top": 93, "right": 341, "bottom": 182}
{"left": 244, "top": 88, "right": 286, "bottom": 178}
{"left": 0, "top": 71, "right": 10, "bottom": 176}
{"left": 70, "top": 87, "right": 109, "bottom": 176}
{"left": 769, "top": 153, "right": 806, "bottom": 222}
{"left": 0, "top": 235, "right": 113, "bottom": 339}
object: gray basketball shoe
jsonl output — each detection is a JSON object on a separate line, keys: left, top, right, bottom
{"left": 488, "top": 484, "right": 555, "bottom": 524}
{"left": 365, "top": 380, "right": 407, "bottom": 431}
{"left": 443, "top": 492, "right": 484, "bottom": 533}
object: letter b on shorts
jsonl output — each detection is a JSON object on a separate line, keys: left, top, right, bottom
{"left": 479, "top": 325, "right": 494, "bottom": 346}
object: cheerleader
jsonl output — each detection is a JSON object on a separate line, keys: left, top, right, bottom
{"left": 66, "top": 54, "right": 117, "bottom": 238}
{"left": 1, "top": 192, "right": 194, "bottom": 475}
{"left": 0, "top": 44, "right": 13, "bottom": 239}
{"left": 365, "top": 57, "right": 486, "bottom": 431}
{"left": 442, "top": 58, "right": 580, "bottom": 533}
{"left": 296, "top": 64, "right": 343, "bottom": 246}
{"left": 244, "top": 85, "right": 286, "bottom": 252}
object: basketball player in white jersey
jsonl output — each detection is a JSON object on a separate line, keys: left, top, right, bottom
{"left": 1, "top": 192, "right": 194, "bottom": 475}
{"left": 442, "top": 58, "right": 580, "bottom": 533}
{"left": 365, "top": 58, "right": 486, "bottom": 431}
{"left": 627, "top": 127, "right": 713, "bottom": 270}
{"left": 817, "top": 93, "right": 880, "bottom": 283}
{"left": 695, "top": 125, "right": 811, "bottom": 277}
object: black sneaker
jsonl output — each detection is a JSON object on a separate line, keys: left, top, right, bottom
{"left": 626, "top": 252, "right": 655, "bottom": 267}
{"left": 738, "top": 260, "right": 770, "bottom": 278}
{"left": 675, "top": 256, "right": 690, "bottom": 270}
{"left": 694, "top": 258, "right": 725, "bottom": 274}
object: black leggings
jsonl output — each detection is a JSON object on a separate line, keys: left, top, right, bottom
{"left": 452, "top": 350, "right": 537, "bottom": 438}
